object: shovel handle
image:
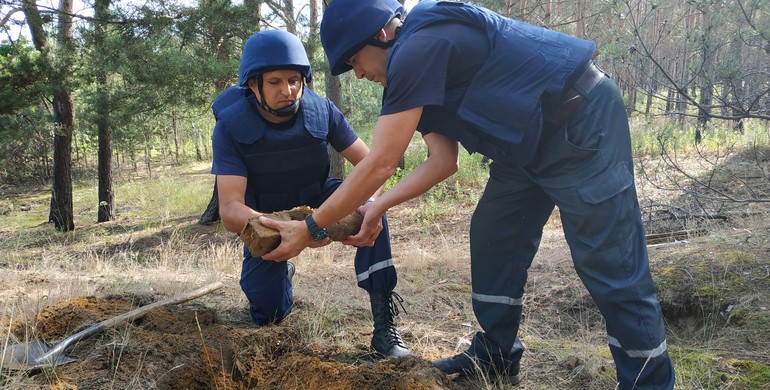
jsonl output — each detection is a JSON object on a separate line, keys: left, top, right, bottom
{"left": 40, "top": 281, "right": 224, "bottom": 362}
{"left": 91, "top": 281, "right": 224, "bottom": 329}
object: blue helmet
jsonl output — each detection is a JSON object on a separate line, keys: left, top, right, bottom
{"left": 238, "top": 30, "right": 312, "bottom": 87}
{"left": 320, "top": 0, "right": 404, "bottom": 76}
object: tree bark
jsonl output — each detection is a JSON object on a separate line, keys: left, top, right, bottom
{"left": 54, "top": 0, "right": 76, "bottom": 230}
{"left": 24, "top": 0, "right": 76, "bottom": 231}
{"left": 695, "top": 9, "right": 714, "bottom": 143}
{"left": 95, "top": 0, "right": 115, "bottom": 223}
{"left": 97, "top": 72, "right": 115, "bottom": 222}
{"left": 144, "top": 134, "right": 152, "bottom": 176}
{"left": 725, "top": 31, "right": 744, "bottom": 129}
{"left": 192, "top": 123, "right": 203, "bottom": 160}
{"left": 325, "top": 73, "right": 346, "bottom": 179}
{"left": 676, "top": 3, "right": 695, "bottom": 123}
{"left": 172, "top": 107, "right": 180, "bottom": 163}
{"left": 321, "top": 0, "right": 347, "bottom": 179}
{"left": 576, "top": 0, "right": 586, "bottom": 38}
{"left": 21, "top": 0, "right": 46, "bottom": 51}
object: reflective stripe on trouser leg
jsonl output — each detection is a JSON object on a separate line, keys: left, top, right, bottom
{"left": 355, "top": 213, "right": 397, "bottom": 293}
{"left": 532, "top": 76, "right": 674, "bottom": 389}
{"left": 240, "top": 253, "right": 293, "bottom": 326}
{"left": 317, "top": 178, "right": 397, "bottom": 294}
{"left": 468, "top": 162, "right": 555, "bottom": 361}
{"left": 557, "top": 182, "right": 673, "bottom": 389}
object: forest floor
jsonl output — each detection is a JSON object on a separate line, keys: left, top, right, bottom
{"left": 2, "top": 151, "right": 770, "bottom": 389}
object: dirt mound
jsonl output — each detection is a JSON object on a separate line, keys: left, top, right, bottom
{"left": 20, "top": 295, "right": 451, "bottom": 390}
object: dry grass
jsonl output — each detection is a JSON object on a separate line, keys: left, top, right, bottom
{"left": 2, "top": 149, "right": 770, "bottom": 389}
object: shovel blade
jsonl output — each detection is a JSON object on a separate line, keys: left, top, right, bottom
{"left": 1, "top": 340, "right": 78, "bottom": 370}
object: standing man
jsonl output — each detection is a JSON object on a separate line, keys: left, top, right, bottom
{"left": 212, "top": 29, "right": 410, "bottom": 358}
{"left": 261, "top": 0, "right": 676, "bottom": 388}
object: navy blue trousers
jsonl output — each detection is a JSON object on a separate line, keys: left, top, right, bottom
{"left": 467, "top": 76, "right": 675, "bottom": 389}
{"left": 240, "top": 178, "right": 398, "bottom": 326}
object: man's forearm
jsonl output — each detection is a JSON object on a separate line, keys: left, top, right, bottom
{"left": 220, "top": 201, "right": 261, "bottom": 233}
{"left": 312, "top": 156, "right": 394, "bottom": 228}
{"left": 376, "top": 154, "right": 457, "bottom": 214}
{"left": 312, "top": 108, "right": 423, "bottom": 228}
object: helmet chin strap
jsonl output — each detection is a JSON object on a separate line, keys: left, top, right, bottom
{"left": 365, "top": 23, "right": 402, "bottom": 49}
{"left": 256, "top": 77, "right": 302, "bottom": 117}
{"left": 263, "top": 99, "right": 300, "bottom": 117}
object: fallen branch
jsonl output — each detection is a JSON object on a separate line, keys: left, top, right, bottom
{"left": 645, "top": 229, "right": 708, "bottom": 245}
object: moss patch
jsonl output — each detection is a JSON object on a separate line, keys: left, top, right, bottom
{"left": 727, "top": 359, "right": 770, "bottom": 389}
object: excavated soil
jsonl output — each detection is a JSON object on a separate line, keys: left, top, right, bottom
{"left": 16, "top": 295, "right": 451, "bottom": 390}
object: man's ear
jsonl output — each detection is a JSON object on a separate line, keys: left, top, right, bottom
{"left": 377, "top": 28, "right": 388, "bottom": 42}
{"left": 247, "top": 78, "right": 262, "bottom": 100}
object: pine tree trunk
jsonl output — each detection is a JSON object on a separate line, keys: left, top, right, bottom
{"left": 95, "top": 0, "right": 114, "bottom": 223}
{"left": 24, "top": 0, "right": 77, "bottom": 231}
{"left": 172, "top": 108, "right": 180, "bottom": 163}
{"left": 97, "top": 72, "right": 115, "bottom": 222}
{"left": 50, "top": 89, "right": 75, "bottom": 231}
{"left": 192, "top": 123, "right": 202, "bottom": 160}
{"left": 324, "top": 66, "right": 346, "bottom": 180}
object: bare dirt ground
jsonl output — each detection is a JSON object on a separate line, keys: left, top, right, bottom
{"left": 3, "top": 153, "right": 770, "bottom": 389}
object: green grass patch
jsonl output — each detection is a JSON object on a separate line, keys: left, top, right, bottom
{"left": 672, "top": 346, "right": 770, "bottom": 389}
{"left": 116, "top": 171, "right": 211, "bottom": 220}
{"left": 728, "top": 359, "right": 770, "bottom": 388}
{"left": 671, "top": 347, "right": 727, "bottom": 389}
{"left": 0, "top": 162, "right": 214, "bottom": 267}
{"left": 630, "top": 118, "right": 770, "bottom": 159}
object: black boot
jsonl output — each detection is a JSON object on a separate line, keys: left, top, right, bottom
{"left": 369, "top": 291, "right": 411, "bottom": 357}
{"left": 433, "top": 352, "right": 520, "bottom": 384}
{"left": 287, "top": 261, "right": 295, "bottom": 283}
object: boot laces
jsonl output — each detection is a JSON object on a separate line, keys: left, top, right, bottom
{"left": 389, "top": 291, "right": 406, "bottom": 317}
{"left": 378, "top": 292, "right": 407, "bottom": 347}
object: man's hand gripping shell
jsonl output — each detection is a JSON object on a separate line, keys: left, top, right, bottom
{"left": 342, "top": 201, "right": 383, "bottom": 248}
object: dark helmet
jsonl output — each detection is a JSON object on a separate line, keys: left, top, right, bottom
{"left": 238, "top": 30, "right": 312, "bottom": 87}
{"left": 320, "top": 0, "right": 404, "bottom": 76}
